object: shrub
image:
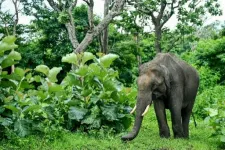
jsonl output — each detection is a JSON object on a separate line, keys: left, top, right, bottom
{"left": 204, "top": 91, "right": 225, "bottom": 148}
{"left": 0, "top": 36, "right": 136, "bottom": 139}
{"left": 194, "top": 86, "right": 225, "bottom": 119}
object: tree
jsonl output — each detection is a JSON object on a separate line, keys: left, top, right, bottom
{"left": 21, "top": 0, "right": 126, "bottom": 53}
{"left": 17, "top": 5, "right": 95, "bottom": 81}
{"left": 127, "top": 0, "right": 222, "bottom": 53}
{"left": 100, "top": 0, "right": 110, "bottom": 54}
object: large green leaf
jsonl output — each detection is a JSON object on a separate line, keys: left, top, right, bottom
{"left": 81, "top": 115, "right": 95, "bottom": 124}
{"left": 35, "top": 65, "right": 49, "bottom": 76}
{"left": 15, "top": 67, "right": 25, "bottom": 78}
{"left": 81, "top": 52, "right": 95, "bottom": 65}
{"left": 48, "top": 67, "right": 62, "bottom": 83}
{"left": 68, "top": 106, "right": 88, "bottom": 121}
{"left": 220, "top": 135, "right": 225, "bottom": 142}
{"left": 0, "top": 107, "right": 5, "bottom": 113}
{"left": 48, "top": 83, "right": 63, "bottom": 92}
{"left": 61, "top": 73, "right": 81, "bottom": 86}
{"left": 99, "top": 54, "right": 119, "bottom": 68}
{"left": 20, "top": 80, "right": 35, "bottom": 89}
{"left": 0, "top": 80, "right": 17, "bottom": 88}
{"left": 0, "top": 117, "right": 13, "bottom": 126}
{"left": 4, "top": 105, "right": 20, "bottom": 113}
{"left": 101, "top": 105, "right": 118, "bottom": 121}
{"left": 23, "top": 105, "right": 42, "bottom": 114}
{"left": 14, "top": 119, "right": 31, "bottom": 137}
{"left": 2, "top": 36, "right": 16, "bottom": 44}
{"left": 103, "top": 80, "right": 116, "bottom": 91}
{"left": 75, "top": 65, "right": 88, "bottom": 76}
{"left": 0, "top": 36, "right": 18, "bottom": 53}
{"left": 62, "top": 53, "right": 78, "bottom": 65}
{"left": 7, "top": 51, "right": 21, "bottom": 60}
{"left": 89, "top": 63, "right": 101, "bottom": 76}
{"left": 82, "top": 116, "right": 101, "bottom": 129}
{"left": 3, "top": 96, "right": 13, "bottom": 103}
{"left": 222, "top": 128, "right": 225, "bottom": 135}
{"left": 1, "top": 58, "right": 17, "bottom": 68}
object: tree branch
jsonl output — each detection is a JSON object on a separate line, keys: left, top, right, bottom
{"left": 11, "top": 0, "right": 19, "bottom": 35}
{"left": 87, "top": 0, "right": 94, "bottom": 31}
{"left": 75, "top": 0, "right": 125, "bottom": 53}
{"left": 65, "top": 0, "right": 79, "bottom": 49}
{"left": 160, "top": 1, "right": 179, "bottom": 28}
{"left": 157, "top": 0, "right": 167, "bottom": 20}
{"left": 134, "top": 1, "right": 157, "bottom": 25}
{"left": 46, "top": 0, "right": 61, "bottom": 12}
{"left": 83, "top": 0, "right": 90, "bottom": 6}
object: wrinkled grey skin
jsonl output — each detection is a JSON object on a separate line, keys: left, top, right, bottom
{"left": 121, "top": 53, "right": 199, "bottom": 141}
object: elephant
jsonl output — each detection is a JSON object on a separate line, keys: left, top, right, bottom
{"left": 121, "top": 53, "right": 199, "bottom": 141}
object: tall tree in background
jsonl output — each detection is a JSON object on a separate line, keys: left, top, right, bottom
{"left": 127, "top": 0, "right": 222, "bottom": 53}
{"left": 21, "top": 0, "right": 125, "bottom": 53}
{"left": 100, "top": 0, "right": 110, "bottom": 53}
{"left": 76, "top": 0, "right": 125, "bottom": 53}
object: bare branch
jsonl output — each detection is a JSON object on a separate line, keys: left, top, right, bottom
{"left": 157, "top": 0, "right": 167, "bottom": 20}
{"left": 87, "top": 0, "right": 94, "bottom": 31}
{"left": 46, "top": 0, "right": 61, "bottom": 12}
{"left": 83, "top": 0, "right": 90, "bottom": 6}
{"left": 68, "top": 0, "right": 78, "bottom": 12}
{"left": 66, "top": 0, "right": 79, "bottom": 49}
{"left": 11, "top": 0, "right": 19, "bottom": 35}
{"left": 160, "top": 1, "right": 180, "bottom": 28}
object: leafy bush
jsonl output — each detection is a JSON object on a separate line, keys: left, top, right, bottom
{"left": 193, "top": 37, "right": 225, "bottom": 83}
{"left": 182, "top": 52, "right": 220, "bottom": 93}
{"left": 0, "top": 36, "right": 136, "bottom": 139}
{"left": 0, "top": 36, "right": 66, "bottom": 139}
{"left": 196, "top": 66, "right": 220, "bottom": 93}
{"left": 194, "top": 86, "right": 225, "bottom": 119}
{"left": 61, "top": 52, "right": 136, "bottom": 132}
{"left": 204, "top": 90, "right": 225, "bottom": 148}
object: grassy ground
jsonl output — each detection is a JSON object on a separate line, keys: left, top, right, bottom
{"left": 0, "top": 109, "right": 221, "bottom": 150}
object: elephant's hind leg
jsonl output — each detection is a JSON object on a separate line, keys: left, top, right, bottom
{"left": 170, "top": 88, "right": 185, "bottom": 138}
{"left": 181, "top": 105, "right": 194, "bottom": 138}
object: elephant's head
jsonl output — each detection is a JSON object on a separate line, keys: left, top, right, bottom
{"left": 121, "top": 63, "right": 170, "bottom": 141}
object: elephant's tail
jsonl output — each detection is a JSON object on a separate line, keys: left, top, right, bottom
{"left": 191, "top": 112, "right": 197, "bottom": 128}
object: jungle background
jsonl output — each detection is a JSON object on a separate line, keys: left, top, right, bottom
{"left": 0, "top": 0, "right": 225, "bottom": 149}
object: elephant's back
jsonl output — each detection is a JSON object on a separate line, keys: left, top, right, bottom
{"left": 154, "top": 53, "right": 199, "bottom": 87}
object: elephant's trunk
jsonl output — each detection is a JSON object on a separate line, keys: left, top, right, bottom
{"left": 121, "top": 93, "right": 152, "bottom": 141}
{"left": 121, "top": 112, "right": 144, "bottom": 141}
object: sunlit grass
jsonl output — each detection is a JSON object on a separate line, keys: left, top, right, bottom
{"left": 0, "top": 109, "right": 221, "bottom": 150}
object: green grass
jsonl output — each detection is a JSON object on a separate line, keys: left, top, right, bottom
{"left": 0, "top": 109, "right": 222, "bottom": 150}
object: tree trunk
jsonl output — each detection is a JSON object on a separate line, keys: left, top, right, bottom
{"left": 154, "top": 26, "right": 162, "bottom": 53}
{"left": 102, "top": 0, "right": 109, "bottom": 54}
{"left": 134, "top": 33, "right": 141, "bottom": 66}
{"left": 65, "top": 22, "right": 79, "bottom": 50}
{"left": 88, "top": 0, "right": 94, "bottom": 31}
{"left": 75, "top": 0, "right": 125, "bottom": 53}
{"left": 11, "top": 0, "right": 19, "bottom": 73}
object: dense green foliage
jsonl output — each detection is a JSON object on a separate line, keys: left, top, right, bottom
{"left": 0, "top": 36, "right": 136, "bottom": 140}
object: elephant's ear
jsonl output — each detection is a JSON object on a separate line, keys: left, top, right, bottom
{"left": 159, "top": 65, "right": 170, "bottom": 90}
{"left": 150, "top": 65, "right": 164, "bottom": 85}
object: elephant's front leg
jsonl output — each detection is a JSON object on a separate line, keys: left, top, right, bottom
{"left": 153, "top": 99, "right": 170, "bottom": 138}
